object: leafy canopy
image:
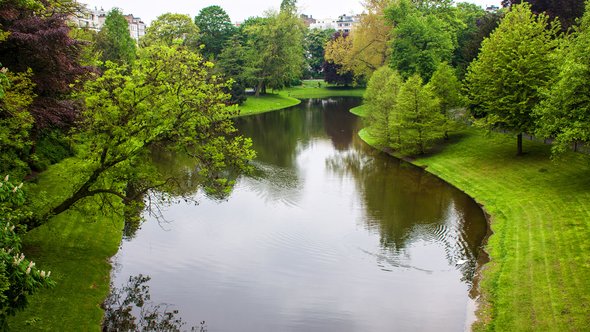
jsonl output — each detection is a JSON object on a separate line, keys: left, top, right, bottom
{"left": 42, "top": 44, "right": 255, "bottom": 222}
{"left": 535, "top": 1, "right": 590, "bottom": 156}
{"left": 465, "top": 3, "right": 559, "bottom": 154}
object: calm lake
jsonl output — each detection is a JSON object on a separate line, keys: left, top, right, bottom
{"left": 109, "top": 97, "right": 488, "bottom": 331}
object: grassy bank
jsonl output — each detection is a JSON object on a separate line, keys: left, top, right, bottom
{"left": 239, "top": 80, "right": 365, "bottom": 116}
{"left": 8, "top": 159, "right": 123, "bottom": 331}
{"left": 359, "top": 126, "right": 590, "bottom": 331}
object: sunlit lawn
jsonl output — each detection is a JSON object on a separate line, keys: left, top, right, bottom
{"left": 238, "top": 80, "right": 365, "bottom": 117}
{"left": 360, "top": 126, "right": 590, "bottom": 331}
{"left": 8, "top": 159, "right": 123, "bottom": 331}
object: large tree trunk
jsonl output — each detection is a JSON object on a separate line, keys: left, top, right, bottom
{"left": 517, "top": 132, "right": 523, "bottom": 155}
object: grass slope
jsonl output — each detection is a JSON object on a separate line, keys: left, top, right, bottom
{"left": 238, "top": 81, "right": 365, "bottom": 117}
{"left": 359, "top": 127, "right": 590, "bottom": 331}
{"left": 8, "top": 159, "right": 123, "bottom": 331}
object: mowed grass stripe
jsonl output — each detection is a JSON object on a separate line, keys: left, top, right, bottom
{"left": 358, "top": 125, "right": 590, "bottom": 331}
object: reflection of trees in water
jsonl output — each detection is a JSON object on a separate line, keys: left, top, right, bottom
{"left": 327, "top": 147, "right": 487, "bottom": 283}
{"left": 103, "top": 275, "right": 206, "bottom": 332}
{"left": 243, "top": 161, "right": 303, "bottom": 206}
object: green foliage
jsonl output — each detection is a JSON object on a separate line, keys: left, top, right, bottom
{"left": 394, "top": 74, "right": 445, "bottom": 154}
{"left": 535, "top": 1, "right": 590, "bottom": 156}
{"left": 427, "top": 62, "right": 463, "bottom": 112}
{"left": 387, "top": 0, "right": 459, "bottom": 80}
{"left": 0, "top": 175, "right": 53, "bottom": 329}
{"left": 95, "top": 8, "right": 137, "bottom": 66}
{"left": 453, "top": 3, "right": 500, "bottom": 78}
{"left": 142, "top": 13, "right": 200, "bottom": 50}
{"left": 304, "top": 28, "right": 335, "bottom": 79}
{"left": 242, "top": 11, "right": 305, "bottom": 95}
{"left": 42, "top": 44, "right": 255, "bottom": 221}
{"left": 465, "top": 3, "right": 559, "bottom": 154}
{"left": 0, "top": 69, "right": 35, "bottom": 177}
{"left": 194, "top": 5, "right": 236, "bottom": 59}
{"left": 216, "top": 35, "right": 252, "bottom": 105}
{"left": 364, "top": 66, "right": 402, "bottom": 148}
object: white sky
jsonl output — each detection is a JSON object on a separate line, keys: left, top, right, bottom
{"left": 81, "top": 0, "right": 503, "bottom": 24}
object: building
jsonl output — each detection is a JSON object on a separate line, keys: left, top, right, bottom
{"left": 335, "top": 14, "right": 361, "bottom": 34}
{"left": 309, "top": 18, "right": 337, "bottom": 30}
{"left": 69, "top": 6, "right": 106, "bottom": 32}
{"left": 300, "top": 14, "right": 317, "bottom": 27}
{"left": 70, "top": 4, "right": 146, "bottom": 42}
{"left": 125, "top": 14, "right": 146, "bottom": 42}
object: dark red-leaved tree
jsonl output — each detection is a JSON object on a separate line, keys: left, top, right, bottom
{"left": 502, "top": 0, "right": 585, "bottom": 30}
{"left": 0, "top": 0, "right": 93, "bottom": 130}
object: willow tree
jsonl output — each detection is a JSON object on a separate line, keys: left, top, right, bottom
{"left": 465, "top": 3, "right": 559, "bottom": 155}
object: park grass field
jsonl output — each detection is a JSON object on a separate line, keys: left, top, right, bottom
{"left": 360, "top": 126, "right": 590, "bottom": 331}
{"left": 8, "top": 159, "right": 123, "bottom": 331}
{"left": 239, "top": 81, "right": 365, "bottom": 116}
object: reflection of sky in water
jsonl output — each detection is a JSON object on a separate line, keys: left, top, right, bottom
{"left": 111, "top": 98, "right": 487, "bottom": 331}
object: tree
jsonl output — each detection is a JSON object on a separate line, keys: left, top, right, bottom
{"left": 364, "top": 66, "right": 403, "bottom": 148}
{"left": 242, "top": 11, "right": 305, "bottom": 95}
{"left": 40, "top": 44, "right": 255, "bottom": 223}
{"left": 465, "top": 3, "right": 559, "bottom": 155}
{"left": 194, "top": 5, "right": 236, "bottom": 59}
{"left": 324, "top": 0, "right": 392, "bottom": 80}
{"left": 386, "top": 0, "right": 457, "bottom": 80}
{"left": 142, "top": 13, "right": 199, "bottom": 50}
{"left": 0, "top": 0, "right": 91, "bottom": 130}
{"left": 0, "top": 175, "right": 54, "bottom": 328}
{"left": 0, "top": 69, "right": 35, "bottom": 175}
{"left": 303, "top": 28, "right": 335, "bottom": 79}
{"left": 280, "top": 0, "right": 298, "bottom": 13}
{"left": 502, "top": 0, "right": 585, "bottom": 30}
{"left": 427, "top": 62, "right": 462, "bottom": 112}
{"left": 395, "top": 74, "right": 445, "bottom": 154}
{"left": 453, "top": 3, "right": 501, "bottom": 78}
{"left": 535, "top": 2, "right": 590, "bottom": 155}
{"left": 95, "top": 8, "right": 136, "bottom": 66}
{"left": 216, "top": 35, "right": 251, "bottom": 105}
{"left": 323, "top": 32, "right": 355, "bottom": 85}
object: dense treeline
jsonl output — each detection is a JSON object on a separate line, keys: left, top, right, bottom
{"left": 1, "top": 0, "right": 588, "bottom": 326}
{"left": 344, "top": 0, "right": 588, "bottom": 157}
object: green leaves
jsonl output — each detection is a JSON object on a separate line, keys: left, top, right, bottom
{"left": 535, "top": 1, "right": 590, "bottom": 157}
{"left": 364, "top": 67, "right": 446, "bottom": 155}
{"left": 95, "top": 9, "right": 137, "bottom": 66}
{"left": 143, "top": 13, "right": 200, "bottom": 50}
{"left": 465, "top": 3, "right": 559, "bottom": 154}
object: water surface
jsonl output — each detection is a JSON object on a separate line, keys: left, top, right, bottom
{"left": 110, "top": 97, "right": 488, "bottom": 331}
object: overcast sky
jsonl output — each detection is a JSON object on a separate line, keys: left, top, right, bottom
{"left": 81, "top": 0, "right": 503, "bottom": 24}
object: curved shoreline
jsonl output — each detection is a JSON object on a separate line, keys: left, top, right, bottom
{"left": 357, "top": 127, "right": 494, "bottom": 331}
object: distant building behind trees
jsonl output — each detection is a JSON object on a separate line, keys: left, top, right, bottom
{"left": 69, "top": 4, "right": 146, "bottom": 42}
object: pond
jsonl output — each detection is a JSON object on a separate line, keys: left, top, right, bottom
{"left": 108, "top": 97, "right": 488, "bottom": 331}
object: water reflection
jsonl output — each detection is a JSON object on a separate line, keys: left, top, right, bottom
{"left": 110, "top": 97, "right": 488, "bottom": 331}
{"left": 103, "top": 274, "right": 206, "bottom": 332}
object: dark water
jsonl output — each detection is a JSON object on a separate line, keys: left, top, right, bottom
{"left": 109, "top": 97, "right": 488, "bottom": 331}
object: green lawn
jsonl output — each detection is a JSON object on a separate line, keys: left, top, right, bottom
{"left": 238, "top": 81, "right": 365, "bottom": 117}
{"left": 8, "top": 159, "right": 123, "bottom": 331}
{"left": 359, "top": 126, "right": 590, "bottom": 331}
